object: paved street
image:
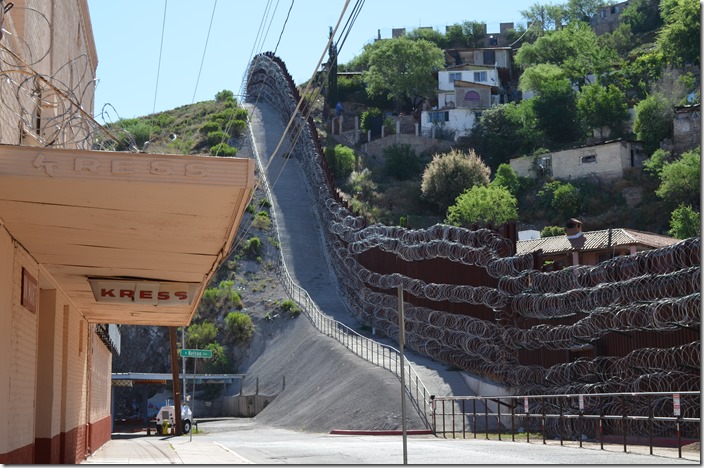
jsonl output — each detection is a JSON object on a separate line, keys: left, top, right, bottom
{"left": 83, "top": 418, "right": 700, "bottom": 465}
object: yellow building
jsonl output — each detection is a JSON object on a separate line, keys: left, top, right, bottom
{"left": 0, "top": 1, "right": 254, "bottom": 463}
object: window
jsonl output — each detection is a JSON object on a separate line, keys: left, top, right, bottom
{"left": 580, "top": 155, "right": 597, "bottom": 164}
{"left": 473, "top": 71, "right": 487, "bottom": 82}
{"left": 427, "top": 111, "right": 449, "bottom": 123}
{"left": 483, "top": 50, "right": 495, "bottom": 64}
{"left": 449, "top": 72, "right": 462, "bottom": 82}
{"left": 464, "top": 91, "right": 480, "bottom": 104}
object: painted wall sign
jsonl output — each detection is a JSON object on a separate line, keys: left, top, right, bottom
{"left": 33, "top": 154, "right": 209, "bottom": 178}
{"left": 88, "top": 279, "right": 199, "bottom": 306}
{"left": 21, "top": 268, "right": 38, "bottom": 313}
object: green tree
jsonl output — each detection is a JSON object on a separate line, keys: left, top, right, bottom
{"left": 520, "top": 3, "right": 566, "bottom": 34}
{"left": 552, "top": 182, "right": 581, "bottom": 218}
{"left": 643, "top": 149, "right": 674, "bottom": 177}
{"left": 383, "top": 144, "right": 421, "bottom": 180}
{"left": 421, "top": 149, "right": 491, "bottom": 213}
{"left": 363, "top": 37, "right": 444, "bottom": 111}
{"left": 186, "top": 321, "right": 217, "bottom": 348}
{"left": 491, "top": 163, "right": 522, "bottom": 196}
{"left": 406, "top": 27, "right": 447, "bottom": 49}
{"left": 608, "top": 51, "right": 665, "bottom": 102}
{"left": 215, "top": 90, "right": 235, "bottom": 102}
{"left": 201, "top": 342, "right": 232, "bottom": 374}
{"left": 530, "top": 77, "right": 581, "bottom": 144}
{"left": 656, "top": 147, "right": 701, "bottom": 209}
{"left": 668, "top": 204, "right": 701, "bottom": 239}
{"left": 446, "top": 185, "right": 518, "bottom": 227}
{"left": 634, "top": 93, "right": 673, "bottom": 155}
{"left": 515, "top": 22, "right": 616, "bottom": 87}
{"left": 225, "top": 311, "right": 255, "bottom": 343}
{"left": 468, "top": 102, "right": 541, "bottom": 170}
{"left": 577, "top": 83, "right": 629, "bottom": 139}
{"left": 620, "top": 0, "right": 663, "bottom": 34}
{"left": 518, "top": 63, "right": 567, "bottom": 95}
{"left": 657, "top": 0, "right": 700, "bottom": 67}
{"left": 445, "top": 21, "right": 487, "bottom": 48}
{"left": 565, "top": 0, "right": 609, "bottom": 23}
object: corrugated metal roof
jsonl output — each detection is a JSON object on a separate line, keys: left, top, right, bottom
{"left": 516, "top": 229, "right": 680, "bottom": 255}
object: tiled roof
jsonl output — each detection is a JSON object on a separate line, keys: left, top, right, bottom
{"left": 516, "top": 229, "right": 681, "bottom": 255}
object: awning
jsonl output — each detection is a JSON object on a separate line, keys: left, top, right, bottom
{"left": 0, "top": 144, "right": 255, "bottom": 326}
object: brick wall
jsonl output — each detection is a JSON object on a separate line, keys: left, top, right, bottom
{"left": 9, "top": 242, "right": 39, "bottom": 460}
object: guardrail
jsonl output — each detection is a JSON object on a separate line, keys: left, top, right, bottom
{"left": 244, "top": 112, "right": 434, "bottom": 429}
{"left": 431, "top": 391, "right": 700, "bottom": 458}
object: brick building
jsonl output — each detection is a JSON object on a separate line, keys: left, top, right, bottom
{"left": 0, "top": 1, "right": 255, "bottom": 463}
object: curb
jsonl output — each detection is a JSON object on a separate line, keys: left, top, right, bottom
{"left": 330, "top": 429, "right": 434, "bottom": 436}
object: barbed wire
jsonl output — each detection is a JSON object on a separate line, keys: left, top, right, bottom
{"left": 243, "top": 53, "right": 701, "bottom": 427}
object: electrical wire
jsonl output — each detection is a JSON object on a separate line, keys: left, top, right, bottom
{"left": 191, "top": 0, "right": 218, "bottom": 104}
{"left": 152, "top": 0, "right": 168, "bottom": 114}
{"left": 273, "top": 0, "right": 294, "bottom": 55}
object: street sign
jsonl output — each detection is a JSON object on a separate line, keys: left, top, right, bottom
{"left": 179, "top": 349, "right": 213, "bottom": 358}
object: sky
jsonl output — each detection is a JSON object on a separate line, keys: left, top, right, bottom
{"left": 87, "top": 0, "right": 538, "bottom": 123}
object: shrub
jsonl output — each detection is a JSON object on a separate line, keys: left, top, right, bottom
{"left": 201, "top": 279, "right": 243, "bottom": 310}
{"left": 421, "top": 148, "right": 491, "bottom": 213}
{"left": 206, "top": 130, "right": 230, "bottom": 146}
{"left": 280, "top": 299, "right": 302, "bottom": 317}
{"left": 551, "top": 183, "right": 581, "bottom": 218}
{"left": 186, "top": 321, "right": 217, "bottom": 348}
{"left": 541, "top": 225, "right": 565, "bottom": 237}
{"left": 325, "top": 144, "right": 356, "bottom": 179}
{"left": 210, "top": 143, "right": 238, "bottom": 156}
{"left": 225, "top": 119, "right": 247, "bottom": 137}
{"left": 361, "top": 107, "right": 382, "bottom": 132}
{"left": 446, "top": 185, "right": 518, "bottom": 227}
{"left": 202, "top": 342, "right": 232, "bottom": 373}
{"left": 668, "top": 204, "right": 700, "bottom": 239}
{"left": 244, "top": 237, "right": 262, "bottom": 255}
{"left": 252, "top": 211, "right": 271, "bottom": 230}
{"left": 215, "top": 89, "right": 235, "bottom": 102}
{"left": 199, "top": 121, "right": 220, "bottom": 135}
{"left": 383, "top": 144, "right": 421, "bottom": 180}
{"left": 225, "top": 312, "right": 255, "bottom": 343}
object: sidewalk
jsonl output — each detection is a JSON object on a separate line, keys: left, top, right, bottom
{"left": 81, "top": 432, "right": 252, "bottom": 464}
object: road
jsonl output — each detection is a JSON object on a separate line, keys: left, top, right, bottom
{"left": 198, "top": 418, "right": 699, "bottom": 465}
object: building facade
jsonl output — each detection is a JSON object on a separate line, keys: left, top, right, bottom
{"left": 0, "top": 1, "right": 255, "bottom": 464}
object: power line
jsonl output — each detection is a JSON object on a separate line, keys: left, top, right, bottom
{"left": 273, "top": 0, "right": 294, "bottom": 55}
{"left": 191, "top": 0, "right": 218, "bottom": 104}
{"left": 152, "top": 0, "right": 168, "bottom": 114}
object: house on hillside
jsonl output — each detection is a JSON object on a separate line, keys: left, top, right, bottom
{"left": 670, "top": 104, "right": 701, "bottom": 154}
{"left": 509, "top": 139, "right": 647, "bottom": 182}
{"left": 421, "top": 48, "right": 516, "bottom": 140}
{"left": 590, "top": 1, "right": 630, "bottom": 36}
{"left": 516, "top": 218, "right": 680, "bottom": 270}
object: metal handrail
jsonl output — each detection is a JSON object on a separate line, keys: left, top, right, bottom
{"left": 244, "top": 113, "right": 433, "bottom": 428}
{"left": 431, "top": 391, "right": 700, "bottom": 458}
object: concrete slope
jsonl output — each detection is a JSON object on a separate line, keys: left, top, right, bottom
{"left": 240, "top": 100, "right": 474, "bottom": 431}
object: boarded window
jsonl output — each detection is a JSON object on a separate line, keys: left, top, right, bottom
{"left": 464, "top": 91, "right": 481, "bottom": 103}
{"left": 483, "top": 50, "right": 495, "bottom": 64}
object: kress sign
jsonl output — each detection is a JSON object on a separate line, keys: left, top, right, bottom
{"left": 88, "top": 279, "right": 200, "bottom": 306}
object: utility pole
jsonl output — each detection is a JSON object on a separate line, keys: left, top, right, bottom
{"left": 397, "top": 285, "right": 408, "bottom": 464}
{"left": 169, "top": 326, "right": 183, "bottom": 435}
